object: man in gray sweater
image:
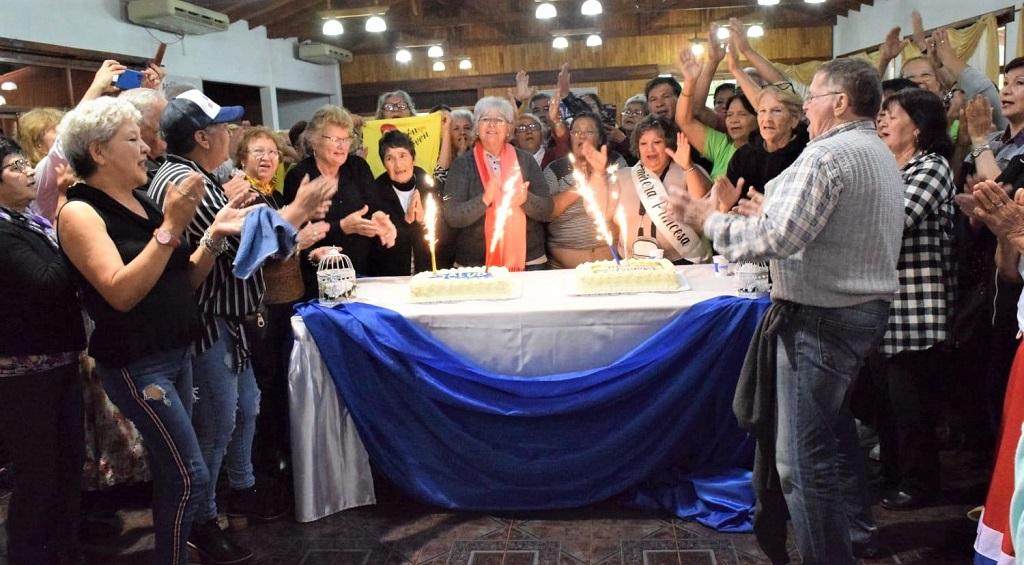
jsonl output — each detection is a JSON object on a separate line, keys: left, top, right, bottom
{"left": 669, "top": 58, "right": 903, "bottom": 565}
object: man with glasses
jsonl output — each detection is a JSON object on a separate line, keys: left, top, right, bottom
{"left": 669, "top": 58, "right": 904, "bottom": 565}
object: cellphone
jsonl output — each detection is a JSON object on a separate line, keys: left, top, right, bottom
{"left": 114, "top": 69, "right": 144, "bottom": 90}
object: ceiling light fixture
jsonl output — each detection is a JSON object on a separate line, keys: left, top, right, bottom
{"left": 322, "top": 18, "right": 344, "bottom": 36}
{"left": 757, "top": 0, "right": 780, "bottom": 5}
{"left": 580, "top": 0, "right": 602, "bottom": 15}
{"left": 427, "top": 45, "right": 444, "bottom": 58}
{"left": 0, "top": 81, "right": 17, "bottom": 91}
{"left": 716, "top": 27, "right": 730, "bottom": 41}
{"left": 585, "top": 34, "right": 602, "bottom": 47}
{"left": 433, "top": 61, "right": 446, "bottom": 72}
{"left": 535, "top": 2, "right": 557, "bottom": 19}
{"left": 552, "top": 36, "right": 569, "bottom": 49}
{"left": 690, "top": 42, "right": 705, "bottom": 56}
{"left": 395, "top": 49, "right": 412, "bottom": 63}
{"left": 459, "top": 58, "right": 472, "bottom": 70}
{"left": 804, "top": 0, "right": 826, "bottom": 3}
{"left": 747, "top": 24, "right": 765, "bottom": 38}
{"left": 365, "top": 15, "right": 386, "bottom": 32}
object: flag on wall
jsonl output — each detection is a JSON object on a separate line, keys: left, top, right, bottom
{"left": 361, "top": 113, "right": 443, "bottom": 179}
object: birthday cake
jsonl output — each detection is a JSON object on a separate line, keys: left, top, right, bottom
{"left": 409, "top": 266, "right": 516, "bottom": 302}
{"left": 574, "top": 258, "right": 680, "bottom": 295}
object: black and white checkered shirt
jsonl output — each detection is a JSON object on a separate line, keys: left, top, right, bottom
{"left": 881, "top": 151, "right": 956, "bottom": 356}
{"left": 148, "top": 155, "right": 265, "bottom": 366}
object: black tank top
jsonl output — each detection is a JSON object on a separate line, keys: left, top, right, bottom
{"left": 63, "top": 184, "right": 199, "bottom": 366}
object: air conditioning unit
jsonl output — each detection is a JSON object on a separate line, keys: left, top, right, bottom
{"left": 127, "top": 0, "right": 229, "bottom": 35}
{"left": 299, "top": 43, "right": 353, "bottom": 65}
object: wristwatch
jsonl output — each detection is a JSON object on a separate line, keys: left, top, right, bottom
{"left": 153, "top": 228, "right": 181, "bottom": 248}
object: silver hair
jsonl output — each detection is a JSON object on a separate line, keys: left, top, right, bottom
{"left": 451, "top": 108, "right": 474, "bottom": 126}
{"left": 57, "top": 97, "right": 141, "bottom": 178}
{"left": 472, "top": 96, "right": 515, "bottom": 139}
{"left": 375, "top": 90, "right": 417, "bottom": 118}
{"left": 624, "top": 94, "right": 647, "bottom": 110}
{"left": 118, "top": 88, "right": 167, "bottom": 114}
{"left": 515, "top": 112, "right": 550, "bottom": 141}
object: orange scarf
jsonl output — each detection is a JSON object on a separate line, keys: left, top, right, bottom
{"left": 244, "top": 174, "right": 276, "bottom": 197}
{"left": 474, "top": 142, "right": 526, "bottom": 271}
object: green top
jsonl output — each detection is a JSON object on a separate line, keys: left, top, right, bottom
{"left": 702, "top": 126, "right": 737, "bottom": 179}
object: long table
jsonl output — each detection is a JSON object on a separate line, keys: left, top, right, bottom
{"left": 288, "top": 265, "right": 747, "bottom": 523}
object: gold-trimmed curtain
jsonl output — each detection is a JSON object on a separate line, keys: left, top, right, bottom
{"left": 776, "top": 12, "right": 1001, "bottom": 87}
{"left": 898, "top": 14, "right": 999, "bottom": 81}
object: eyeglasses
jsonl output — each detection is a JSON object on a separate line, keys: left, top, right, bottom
{"left": 622, "top": 109, "right": 645, "bottom": 117}
{"left": 804, "top": 91, "right": 843, "bottom": 103}
{"left": 514, "top": 124, "right": 541, "bottom": 133}
{"left": 478, "top": 117, "right": 508, "bottom": 127}
{"left": 2, "top": 158, "right": 32, "bottom": 174}
{"left": 383, "top": 103, "right": 409, "bottom": 112}
{"left": 321, "top": 135, "right": 355, "bottom": 147}
{"left": 571, "top": 129, "right": 599, "bottom": 138}
{"left": 249, "top": 149, "right": 280, "bottom": 158}
{"left": 770, "top": 81, "right": 795, "bottom": 92}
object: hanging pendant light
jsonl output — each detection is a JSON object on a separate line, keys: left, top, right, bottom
{"left": 322, "top": 18, "right": 344, "bottom": 36}
{"left": 365, "top": 15, "right": 387, "bottom": 32}
{"left": 535, "top": 2, "right": 557, "bottom": 19}
{"left": 580, "top": 0, "right": 602, "bottom": 15}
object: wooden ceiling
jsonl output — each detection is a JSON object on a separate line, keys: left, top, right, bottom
{"left": 195, "top": 0, "right": 873, "bottom": 56}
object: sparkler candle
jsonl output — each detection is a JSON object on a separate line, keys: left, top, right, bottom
{"left": 568, "top": 154, "right": 620, "bottom": 264}
{"left": 485, "top": 165, "right": 521, "bottom": 271}
{"left": 424, "top": 193, "right": 439, "bottom": 272}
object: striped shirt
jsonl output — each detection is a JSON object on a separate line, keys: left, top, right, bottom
{"left": 704, "top": 120, "right": 904, "bottom": 307}
{"left": 544, "top": 153, "right": 628, "bottom": 249}
{"left": 148, "top": 155, "right": 265, "bottom": 365}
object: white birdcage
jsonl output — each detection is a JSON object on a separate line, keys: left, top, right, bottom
{"left": 317, "top": 249, "right": 356, "bottom": 306}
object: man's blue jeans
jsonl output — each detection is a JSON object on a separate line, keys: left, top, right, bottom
{"left": 96, "top": 347, "right": 208, "bottom": 565}
{"left": 191, "top": 318, "right": 260, "bottom": 521}
{"left": 774, "top": 300, "right": 889, "bottom": 565}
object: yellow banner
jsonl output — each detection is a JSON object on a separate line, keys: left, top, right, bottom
{"left": 361, "top": 113, "right": 443, "bottom": 179}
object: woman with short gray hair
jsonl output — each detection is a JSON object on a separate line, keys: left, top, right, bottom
{"left": 442, "top": 96, "right": 552, "bottom": 270}
{"left": 58, "top": 96, "right": 252, "bottom": 565}
{"left": 375, "top": 90, "right": 417, "bottom": 119}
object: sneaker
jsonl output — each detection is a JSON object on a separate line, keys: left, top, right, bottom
{"left": 187, "top": 518, "right": 253, "bottom": 564}
{"left": 225, "top": 481, "right": 290, "bottom": 522}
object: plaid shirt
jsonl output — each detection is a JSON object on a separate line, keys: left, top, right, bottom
{"left": 881, "top": 152, "right": 956, "bottom": 355}
{"left": 705, "top": 120, "right": 903, "bottom": 307}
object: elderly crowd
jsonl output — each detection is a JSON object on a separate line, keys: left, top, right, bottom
{"left": 3, "top": 8, "right": 1024, "bottom": 565}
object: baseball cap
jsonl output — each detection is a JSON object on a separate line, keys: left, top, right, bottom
{"left": 161, "top": 89, "right": 244, "bottom": 144}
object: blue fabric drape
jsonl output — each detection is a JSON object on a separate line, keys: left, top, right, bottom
{"left": 298, "top": 295, "right": 769, "bottom": 531}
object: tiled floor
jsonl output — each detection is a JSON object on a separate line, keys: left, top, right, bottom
{"left": 0, "top": 449, "right": 989, "bottom": 564}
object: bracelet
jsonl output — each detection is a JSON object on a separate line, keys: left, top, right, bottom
{"left": 683, "top": 165, "right": 696, "bottom": 173}
{"left": 199, "top": 228, "right": 228, "bottom": 256}
{"left": 970, "top": 143, "right": 992, "bottom": 159}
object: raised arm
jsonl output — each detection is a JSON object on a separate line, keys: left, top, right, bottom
{"left": 675, "top": 47, "right": 709, "bottom": 155}
{"left": 691, "top": 26, "right": 726, "bottom": 127}
{"left": 877, "top": 27, "right": 905, "bottom": 78}
{"left": 727, "top": 17, "right": 787, "bottom": 85}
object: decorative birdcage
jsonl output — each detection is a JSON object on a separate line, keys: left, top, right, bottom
{"left": 317, "top": 249, "right": 356, "bottom": 306}
{"left": 736, "top": 262, "right": 771, "bottom": 297}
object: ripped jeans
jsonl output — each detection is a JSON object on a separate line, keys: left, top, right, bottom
{"left": 191, "top": 317, "right": 260, "bottom": 521}
{"left": 96, "top": 347, "right": 209, "bottom": 565}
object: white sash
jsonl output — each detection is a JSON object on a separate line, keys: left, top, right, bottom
{"left": 630, "top": 162, "right": 706, "bottom": 261}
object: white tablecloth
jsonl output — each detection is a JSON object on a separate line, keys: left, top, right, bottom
{"left": 288, "top": 265, "right": 742, "bottom": 522}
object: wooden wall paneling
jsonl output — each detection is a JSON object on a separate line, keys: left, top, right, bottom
{"left": 343, "top": 26, "right": 832, "bottom": 85}
{"left": 0, "top": 66, "right": 73, "bottom": 109}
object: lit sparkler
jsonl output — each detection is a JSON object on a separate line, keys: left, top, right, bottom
{"left": 424, "top": 192, "right": 439, "bottom": 272}
{"left": 486, "top": 165, "right": 521, "bottom": 270}
{"left": 569, "top": 154, "right": 620, "bottom": 264}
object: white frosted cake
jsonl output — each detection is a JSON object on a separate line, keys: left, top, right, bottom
{"left": 574, "top": 259, "right": 679, "bottom": 294}
{"left": 409, "top": 266, "right": 516, "bottom": 301}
